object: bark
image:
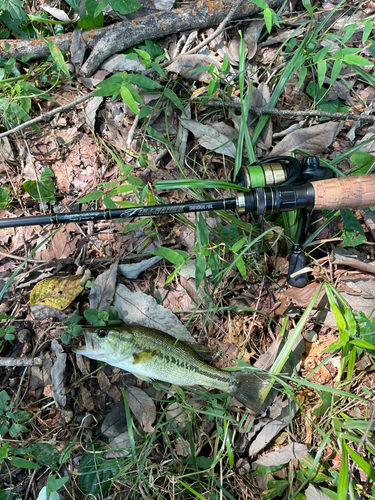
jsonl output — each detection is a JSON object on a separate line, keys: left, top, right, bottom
{"left": 0, "top": 0, "right": 284, "bottom": 77}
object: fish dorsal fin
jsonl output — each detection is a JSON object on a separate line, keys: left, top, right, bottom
{"left": 133, "top": 349, "right": 160, "bottom": 364}
{"left": 186, "top": 343, "right": 218, "bottom": 362}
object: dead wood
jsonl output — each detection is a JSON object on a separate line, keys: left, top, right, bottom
{"left": 0, "top": 0, "right": 284, "bottom": 77}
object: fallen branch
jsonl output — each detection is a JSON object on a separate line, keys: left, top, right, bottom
{"left": 0, "top": 357, "right": 42, "bottom": 367}
{"left": 198, "top": 98, "right": 375, "bottom": 122}
{"left": 0, "top": 0, "right": 284, "bottom": 77}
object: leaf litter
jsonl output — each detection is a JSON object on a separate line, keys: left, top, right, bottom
{"left": 1, "top": 0, "right": 375, "bottom": 498}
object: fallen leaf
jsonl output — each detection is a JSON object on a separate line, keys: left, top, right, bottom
{"left": 35, "top": 227, "right": 81, "bottom": 261}
{"left": 125, "top": 386, "right": 156, "bottom": 433}
{"left": 97, "top": 370, "right": 122, "bottom": 401}
{"left": 305, "top": 484, "right": 332, "bottom": 500}
{"left": 180, "top": 118, "right": 236, "bottom": 158}
{"left": 248, "top": 399, "right": 299, "bottom": 456}
{"left": 166, "top": 54, "right": 221, "bottom": 81}
{"left": 355, "top": 125, "right": 375, "bottom": 155}
{"left": 332, "top": 247, "right": 375, "bottom": 274}
{"left": 30, "top": 275, "right": 85, "bottom": 310}
{"left": 102, "top": 400, "right": 128, "bottom": 438}
{"left": 85, "top": 96, "right": 103, "bottom": 129}
{"left": 50, "top": 340, "right": 67, "bottom": 409}
{"left": 0, "top": 137, "right": 15, "bottom": 162}
{"left": 244, "top": 19, "right": 265, "bottom": 60}
{"left": 113, "top": 283, "right": 195, "bottom": 342}
{"left": 166, "top": 402, "right": 189, "bottom": 425}
{"left": 30, "top": 303, "right": 72, "bottom": 321}
{"left": 30, "top": 353, "right": 53, "bottom": 391}
{"left": 118, "top": 256, "right": 162, "bottom": 279}
{"left": 252, "top": 442, "right": 308, "bottom": 469}
{"left": 178, "top": 259, "right": 212, "bottom": 279}
{"left": 268, "top": 122, "right": 342, "bottom": 157}
{"left": 41, "top": 4, "right": 71, "bottom": 22}
{"left": 89, "top": 260, "right": 118, "bottom": 311}
{"left": 255, "top": 330, "right": 305, "bottom": 374}
{"left": 80, "top": 386, "right": 95, "bottom": 411}
{"left": 104, "top": 432, "right": 132, "bottom": 459}
{"left": 100, "top": 54, "right": 145, "bottom": 72}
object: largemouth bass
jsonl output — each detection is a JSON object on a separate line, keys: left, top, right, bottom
{"left": 73, "top": 325, "right": 269, "bottom": 413}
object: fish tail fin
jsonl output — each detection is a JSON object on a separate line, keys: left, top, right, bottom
{"left": 230, "top": 371, "right": 270, "bottom": 414}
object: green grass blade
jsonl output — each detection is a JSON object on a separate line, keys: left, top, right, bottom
{"left": 345, "top": 442, "right": 375, "bottom": 481}
{"left": 177, "top": 480, "right": 206, "bottom": 500}
{"left": 262, "top": 284, "right": 323, "bottom": 401}
{"left": 337, "top": 439, "right": 349, "bottom": 500}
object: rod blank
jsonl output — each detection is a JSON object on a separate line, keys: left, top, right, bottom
{"left": 0, "top": 175, "right": 374, "bottom": 229}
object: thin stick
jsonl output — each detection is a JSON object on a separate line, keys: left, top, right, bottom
{"left": 0, "top": 250, "right": 45, "bottom": 263}
{"left": 183, "top": 0, "right": 244, "bottom": 56}
{"left": 198, "top": 98, "right": 375, "bottom": 123}
{"left": 0, "top": 91, "right": 95, "bottom": 139}
{"left": 0, "top": 357, "right": 42, "bottom": 367}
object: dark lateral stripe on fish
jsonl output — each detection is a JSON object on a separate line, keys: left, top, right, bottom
{"left": 151, "top": 350, "right": 237, "bottom": 386}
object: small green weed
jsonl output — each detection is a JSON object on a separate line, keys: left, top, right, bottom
{"left": 0, "top": 390, "right": 29, "bottom": 438}
{"left": 23, "top": 167, "right": 56, "bottom": 205}
{"left": 63, "top": 305, "right": 121, "bottom": 343}
{"left": 0, "top": 324, "right": 15, "bottom": 347}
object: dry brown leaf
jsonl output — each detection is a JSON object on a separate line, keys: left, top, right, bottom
{"left": 80, "top": 386, "right": 95, "bottom": 411}
{"left": 51, "top": 340, "right": 67, "bottom": 409}
{"left": 166, "top": 54, "right": 221, "bottom": 81}
{"left": 35, "top": 227, "right": 80, "bottom": 261}
{"left": 125, "top": 386, "right": 156, "bottom": 433}
{"left": 244, "top": 19, "right": 265, "bottom": 60}
{"left": 355, "top": 125, "right": 375, "bottom": 155}
{"left": 268, "top": 122, "right": 342, "bottom": 157}
{"left": 179, "top": 118, "right": 236, "bottom": 158}
{"left": 89, "top": 259, "right": 118, "bottom": 311}
{"left": 97, "top": 370, "right": 122, "bottom": 401}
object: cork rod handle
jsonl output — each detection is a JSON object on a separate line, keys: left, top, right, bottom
{"left": 312, "top": 175, "right": 375, "bottom": 210}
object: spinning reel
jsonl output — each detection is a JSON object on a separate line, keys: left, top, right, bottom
{"left": 234, "top": 156, "right": 333, "bottom": 287}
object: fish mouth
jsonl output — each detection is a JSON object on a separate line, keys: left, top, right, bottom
{"left": 72, "top": 330, "right": 97, "bottom": 354}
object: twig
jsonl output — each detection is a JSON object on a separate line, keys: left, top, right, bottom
{"left": 184, "top": 0, "right": 244, "bottom": 56}
{"left": 356, "top": 404, "right": 375, "bottom": 454}
{"left": 197, "top": 98, "right": 375, "bottom": 122}
{"left": 333, "top": 259, "right": 375, "bottom": 275}
{"left": 0, "top": 90, "right": 95, "bottom": 139}
{"left": 349, "top": 404, "right": 375, "bottom": 479}
{"left": 0, "top": 357, "right": 42, "bottom": 367}
{"left": 145, "top": 0, "right": 245, "bottom": 74}
{"left": 0, "top": 250, "right": 45, "bottom": 263}
{"left": 127, "top": 114, "right": 139, "bottom": 148}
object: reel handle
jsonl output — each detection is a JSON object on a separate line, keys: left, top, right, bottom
{"left": 312, "top": 175, "right": 375, "bottom": 210}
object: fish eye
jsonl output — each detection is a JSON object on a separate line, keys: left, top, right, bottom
{"left": 97, "top": 329, "right": 108, "bottom": 338}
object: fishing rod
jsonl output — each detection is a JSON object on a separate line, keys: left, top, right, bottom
{"left": 0, "top": 165, "right": 374, "bottom": 229}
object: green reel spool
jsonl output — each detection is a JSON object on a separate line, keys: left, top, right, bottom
{"left": 235, "top": 156, "right": 301, "bottom": 188}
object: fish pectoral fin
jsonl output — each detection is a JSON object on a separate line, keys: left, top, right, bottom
{"left": 133, "top": 349, "right": 160, "bottom": 364}
{"left": 133, "top": 373, "right": 153, "bottom": 383}
{"left": 186, "top": 343, "right": 218, "bottom": 362}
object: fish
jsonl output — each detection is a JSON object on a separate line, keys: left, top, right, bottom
{"left": 72, "top": 325, "right": 269, "bottom": 413}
